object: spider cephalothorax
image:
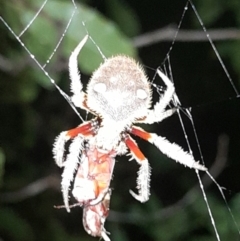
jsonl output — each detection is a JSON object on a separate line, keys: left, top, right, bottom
{"left": 53, "top": 35, "right": 207, "bottom": 241}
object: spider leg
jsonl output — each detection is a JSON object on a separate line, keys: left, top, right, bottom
{"left": 69, "top": 35, "right": 88, "bottom": 108}
{"left": 140, "top": 69, "right": 176, "bottom": 124}
{"left": 52, "top": 120, "right": 98, "bottom": 212}
{"left": 52, "top": 120, "right": 94, "bottom": 167}
{"left": 53, "top": 131, "right": 70, "bottom": 167}
{"left": 124, "top": 134, "right": 151, "bottom": 203}
{"left": 131, "top": 126, "right": 207, "bottom": 171}
{"left": 62, "top": 135, "right": 84, "bottom": 213}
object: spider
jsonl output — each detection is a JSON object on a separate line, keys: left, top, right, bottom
{"left": 53, "top": 35, "right": 207, "bottom": 240}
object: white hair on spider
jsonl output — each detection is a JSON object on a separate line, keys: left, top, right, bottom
{"left": 53, "top": 35, "right": 207, "bottom": 241}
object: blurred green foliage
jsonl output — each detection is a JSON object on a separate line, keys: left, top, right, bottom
{"left": 0, "top": 148, "right": 5, "bottom": 187}
{"left": 0, "top": 0, "right": 240, "bottom": 241}
{"left": 3, "top": 0, "right": 136, "bottom": 88}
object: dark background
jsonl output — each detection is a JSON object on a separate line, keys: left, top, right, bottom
{"left": 0, "top": 0, "right": 240, "bottom": 240}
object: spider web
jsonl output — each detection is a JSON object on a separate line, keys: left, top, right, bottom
{"left": 151, "top": 2, "right": 240, "bottom": 239}
{"left": 1, "top": 0, "right": 240, "bottom": 240}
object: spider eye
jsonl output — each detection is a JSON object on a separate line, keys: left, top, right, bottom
{"left": 94, "top": 82, "right": 107, "bottom": 93}
{"left": 136, "top": 89, "right": 148, "bottom": 100}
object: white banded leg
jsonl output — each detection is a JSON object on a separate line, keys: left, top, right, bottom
{"left": 131, "top": 126, "right": 207, "bottom": 171}
{"left": 61, "top": 135, "right": 84, "bottom": 212}
{"left": 52, "top": 131, "right": 69, "bottom": 167}
{"left": 125, "top": 135, "right": 151, "bottom": 203}
{"left": 142, "top": 69, "right": 175, "bottom": 124}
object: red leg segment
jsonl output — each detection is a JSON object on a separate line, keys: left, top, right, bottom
{"left": 131, "top": 126, "right": 151, "bottom": 141}
{"left": 125, "top": 135, "right": 146, "bottom": 162}
{"left": 66, "top": 120, "right": 96, "bottom": 138}
{"left": 131, "top": 125, "right": 207, "bottom": 171}
{"left": 124, "top": 134, "right": 151, "bottom": 202}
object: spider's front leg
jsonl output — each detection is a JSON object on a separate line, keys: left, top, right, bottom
{"left": 131, "top": 126, "right": 207, "bottom": 171}
{"left": 124, "top": 134, "right": 151, "bottom": 203}
{"left": 68, "top": 35, "right": 88, "bottom": 109}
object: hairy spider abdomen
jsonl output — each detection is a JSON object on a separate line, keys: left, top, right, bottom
{"left": 86, "top": 56, "right": 151, "bottom": 123}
